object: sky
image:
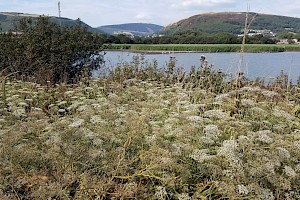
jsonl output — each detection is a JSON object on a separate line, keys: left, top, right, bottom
{"left": 1, "top": 0, "right": 300, "bottom": 27}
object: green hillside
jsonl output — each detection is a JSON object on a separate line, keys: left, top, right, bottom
{"left": 97, "top": 23, "right": 164, "bottom": 36}
{"left": 0, "top": 12, "right": 103, "bottom": 33}
{"left": 161, "top": 12, "right": 300, "bottom": 35}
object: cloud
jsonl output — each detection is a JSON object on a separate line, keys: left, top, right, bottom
{"left": 135, "top": 12, "right": 152, "bottom": 20}
{"left": 172, "top": 0, "right": 236, "bottom": 8}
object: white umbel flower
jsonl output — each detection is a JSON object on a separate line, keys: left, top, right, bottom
{"left": 284, "top": 166, "right": 297, "bottom": 178}
{"left": 237, "top": 184, "right": 249, "bottom": 195}
{"left": 69, "top": 119, "right": 85, "bottom": 128}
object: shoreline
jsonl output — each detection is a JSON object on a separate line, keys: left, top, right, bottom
{"left": 106, "top": 49, "right": 205, "bottom": 54}
{"left": 104, "top": 49, "right": 291, "bottom": 54}
{"left": 104, "top": 44, "right": 300, "bottom": 53}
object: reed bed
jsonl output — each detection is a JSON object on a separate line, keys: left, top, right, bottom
{"left": 105, "top": 44, "right": 300, "bottom": 53}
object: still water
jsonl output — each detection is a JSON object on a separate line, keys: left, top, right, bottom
{"left": 93, "top": 51, "right": 300, "bottom": 83}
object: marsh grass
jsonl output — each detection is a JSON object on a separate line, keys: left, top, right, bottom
{"left": 1, "top": 56, "right": 300, "bottom": 199}
{"left": 107, "top": 44, "right": 296, "bottom": 53}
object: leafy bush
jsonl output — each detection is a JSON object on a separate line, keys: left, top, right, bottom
{"left": 0, "top": 17, "right": 104, "bottom": 84}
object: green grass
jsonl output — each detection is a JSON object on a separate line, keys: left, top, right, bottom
{"left": 105, "top": 43, "right": 300, "bottom": 52}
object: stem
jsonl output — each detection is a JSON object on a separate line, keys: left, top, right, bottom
{"left": 237, "top": 5, "right": 258, "bottom": 88}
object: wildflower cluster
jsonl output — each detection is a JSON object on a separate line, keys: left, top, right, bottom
{"left": 1, "top": 60, "right": 300, "bottom": 199}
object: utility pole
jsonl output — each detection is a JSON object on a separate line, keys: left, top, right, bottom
{"left": 58, "top": 1, "right": 62, "bottom": 26}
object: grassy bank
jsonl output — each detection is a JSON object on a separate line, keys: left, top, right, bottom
{"left": 1, "top": 58, "right": 300, "bottom": 199}
{"left": 105, "top": 43, "right": 300, "bottom": 53}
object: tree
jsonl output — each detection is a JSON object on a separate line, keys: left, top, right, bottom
{"left": 0, "top": 16, "right": 104, "bottom": 84}
{"left": 276, "top": 31, "right": 295, "bottom": 39}
{"left": 116, "top": 34, "right": 133, "bottom": 44}
{"left": 246, "top": 34, "right": 276, "bottom": 44}
{"left": 215, "top": 33, "right": 238, "bottom": 44}
{"left": 133, "top": 36, "right": 143, "bottom": 44}
{"left": 295, "top": 33, "right": 300, "bottom": 41}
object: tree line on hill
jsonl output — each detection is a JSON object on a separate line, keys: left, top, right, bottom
{"left": 101, "top": 30, "right": 300, "bottom": 45}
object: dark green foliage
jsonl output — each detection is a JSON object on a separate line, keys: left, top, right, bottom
{"left": 0, "top": 17, "right": 104, "bottom": 84}
{"left": 246, "top": 34, "right": 278, "bottom": 44}
{"left": 103, "top": 30, "right": 277, "bottom": 45}
{"left": 276, "top": 31, "right": 296, "bottom": 39}
{"left": 157, "top": 31, "right": 241, "bottom": 44}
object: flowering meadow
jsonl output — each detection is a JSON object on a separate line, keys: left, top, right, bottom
{"left": 1, "top": 58, "right": 300, "bottom": 199}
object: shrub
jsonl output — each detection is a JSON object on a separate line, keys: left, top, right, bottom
{"left": 0, "top": 17, "right": 104, "bottom": 85}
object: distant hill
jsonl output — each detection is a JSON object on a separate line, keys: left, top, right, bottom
{"left": 161, "top": 12, "right": 300, "bottom": 35}
{"left": 97, "top": 23, "right": 164, "bottom": 36}
{"left": 0, "top": 12, "right": 103, "bottom": 33}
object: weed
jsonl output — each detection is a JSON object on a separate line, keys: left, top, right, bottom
{"left": 1, "top": 54, "right": 300, "bottom": 199}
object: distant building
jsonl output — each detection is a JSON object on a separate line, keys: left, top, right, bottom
{"left": 277, "top": 38, "right": 300, "bottom": 44}
{"left": 113, "top": 31, "right": 134, "bottom": 38}
{"left": 238, "top": 29, "right": 275, "bottom": 37}
{"left": 152, "top": 34, "right": 165, "bottom": 38}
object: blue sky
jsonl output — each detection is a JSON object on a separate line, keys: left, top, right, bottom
{"left": 1, "top": 0, "right": 300, "bottom": 27}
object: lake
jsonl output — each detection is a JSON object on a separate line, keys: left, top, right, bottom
{"left": 93, "top": 51, "right": 300, "bottom": 83}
